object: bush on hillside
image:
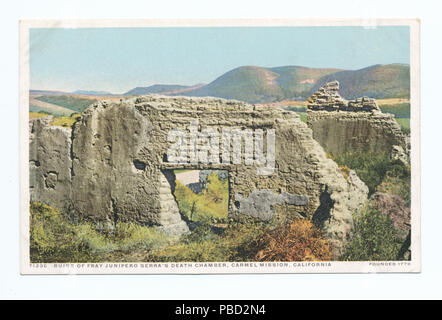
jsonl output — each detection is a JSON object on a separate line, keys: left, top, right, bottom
{"left": 330, "top": 151, "right": 391, "bottom": 195}
{"left": 30, "top": 202, "right": 169, "bottom": 263}
{"left": 254, "top": 219, "right": 332, "bottom": 261}
{"left": 174, "top": 172, "right": 228, "bottom": 223}
{"left": 377, "top": 159, "right": 411, "bottom": 205}
{"left": 340, "top": 204, "right": 403, "bottom": 261}
{"left": 49, "top": 113, "right": 82, "bottom": 128}
{"left": 147, "top": 222, "right": 269, "bottom": 262}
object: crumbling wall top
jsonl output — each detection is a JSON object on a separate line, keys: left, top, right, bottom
{"left": 308, "top": 81, "right": 381, "bottom": 113}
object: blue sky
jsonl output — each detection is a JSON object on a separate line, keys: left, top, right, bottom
{"left": 30, "top": 26, "right": 410, "bottom": 94}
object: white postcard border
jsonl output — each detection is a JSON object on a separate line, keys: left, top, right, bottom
{"left": 19, "top": 18, "right": 421, "bottom": 274}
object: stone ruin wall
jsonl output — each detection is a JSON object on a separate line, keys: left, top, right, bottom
{"left": 307, "top": 80, "right": 381, "bottom": 113}
{"left": 307, "top": 81, "right": 409, "bottom": 159}
{"left": 29, "top": 95, "right": 370, "bottom": 254}
{"left": 29, "top": 118, "right": 72, "bottom": 213}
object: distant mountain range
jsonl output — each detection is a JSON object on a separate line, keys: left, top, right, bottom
{"left": 72, "top": 90, "right": 114, "bottom": 96}
{"left": 175, "top": 66, "right": 342, "bottom": 103}
{"left": 123, "top": 63, "right": 410, "bottom": 103}
{"left": 307, "top": 64, "right": 410, "bottom": 100}
{"left": 123, "top": 84, "right": 204, "bottom": 96}
{"left": 30, "top": 63, "right": 410, "bottom": 104}
{"left": 30, "top": 89, "right": 71, "bottom": 96}
{"left": 30, "top": 89, "right": 114, "bottom": 96}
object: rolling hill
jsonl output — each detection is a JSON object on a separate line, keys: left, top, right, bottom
{"left": 308, "top": 64, "right": 410, "bottom": 99}
{"left": 269, "top": 66, "right": 343, "bottom": 99}
{"left": 182, "top": 66, "right": 285, "bottom": 103}
{"left": 169, "top": 64, "right": 409, "bottom": 103}
{"left": 29, "top": 97, "right": 75, "bottom": 117}
{"left": 181, "top": 66, "right": 341, "bottom": 103}
{"left": 30, "top": 63, "right": 410, "bottom": 109}
{"left": 34, "top": 95, "right": 97, "bottom": 113}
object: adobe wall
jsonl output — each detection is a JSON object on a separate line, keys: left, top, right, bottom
{"left": 29, "top": 95, "right": 369, "bottom": 252}
{"left": 307, "top": 81, "right": 409, "bottom": 158}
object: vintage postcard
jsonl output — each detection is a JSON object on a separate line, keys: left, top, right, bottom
{"left": 19, "top": 19, "right": 420, "bottom": 274}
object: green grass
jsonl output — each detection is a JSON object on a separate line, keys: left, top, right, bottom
{"left": 146, "top": 222, "right": 268, "bottom": 262}
{"left": 377, "top": 159, "right": 411, "bottom": 205}
{"left": 35, "top": 95, "right": 96, "bottom": 113}
{"left": 380, "top": 103, "right": 411, "bottom": 134}
{"left": 329, "top": 151, "right": 411, "bottom": 202}
{"left": 29, "top": 200, "right": 328, "bottom": 263}
{"left": 31, "top": 173, "right": 234, "bottom": 263}
{"left": 29, "top": 112, "right": 82, "bottom": 128}
{"left": 29, "top": 111, "right": 50, "bottom": 119}
{"left": 30, "top": 202, "right": 171, "bottom": 263}
{"left": 328, "top": 151, "right": 392, "bottom": 195}
{"left": 30, "top": 201, "right": 270, "bottom": 263}
{"left": 283, "top": 102, "right": 410, "bottom": 132}
{"left": 379, "top": 103, "right": 410, "bottom": 118}
{"left": 174, "top": 172, "right": 229, "bottom": 223}
{"left": 29, "top": 97, "right": 77, "bottom": 116}
{"left": 49, "top": 113, "right": 82, "bottom": 128}
{"left": 395, "top": 118, "right": 410, "bottom": 134}
{"left": 296, "top": 112, "right": 307, "bottom": 123}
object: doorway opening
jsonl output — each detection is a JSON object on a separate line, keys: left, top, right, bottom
{"left": 171, "top": 169, "right": 229, "bottom": 225}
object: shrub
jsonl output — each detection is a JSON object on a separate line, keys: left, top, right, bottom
{"left": 297, "top": 112, "right": 308, "bottom": 123}
{"left": 329, "top": 151, "right": 391, "bottom": 195}
{"left": 28, "top": 111, "right": 82, "bottom": 128}
{"left": 111, "top": 222, "right": 170, "bottom": 252}
{"left": 49, "top": 113, "right": 82, "bottom": 128}
{"left": 377, "top": 177, "right": 410, "bottom": 205}
{"left": 30, "top": 202, "right": 170, "bottom": 263}
{"left": 376, "top": 160, "right": 411, "bottom": 205}
{"left": 35, "top": 202, "right": 334, "bottom": 263}
{"left": 330, "top": 152, "right": 411, "bottom": 204}
{"left": 147, "top": 222, "right": 269, "bottom": 262}
{"left": 30, "top": 202, "right": 109, "bottom": 262}
{"left": 341, "top": 204, "right": 403, "bottom": 261}
{"left": 174, "top": 172, "right": 228, "bottom": 223}
{"left": 181, "top": 223, "right": 219, "bottom": 244}
{"left": 174, "top": 180, "right": 200, "bottom": 220}
{"left": 254, "top": 219, "right": 332, "bottom": 261}
{"left": 147, "top": 237, "right": 229, "bottom": 262}
{"left": 31, "top": 201, "right": 262, "bottom": 263}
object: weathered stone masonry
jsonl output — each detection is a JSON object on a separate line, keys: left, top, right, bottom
{"left": 30, "top": 95, "right": 369, "bottom": 253}
{"left": 307, "top": 81, "right": 409, "bottom": 159}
